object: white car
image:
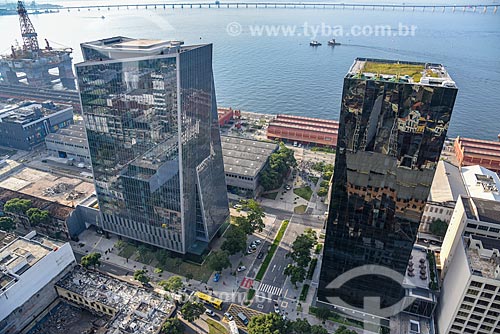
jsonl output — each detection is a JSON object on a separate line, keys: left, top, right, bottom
{"left": 237, "top": 266, "right": 247, "bottom": 272}
{"left": 274, "top": 303, "right": 280, "bottom": 314}
{"left": 205, "top": 309, "right": 216, "bottom": 317}
{"left": 224, "top": 312, "right": 234, "bottom": 321}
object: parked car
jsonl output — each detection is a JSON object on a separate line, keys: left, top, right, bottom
{"left": 238, "top": 312, "right": 249, "bottom": 326}
{"left": 214, "top": 272, "right": 220, "bottom": 282}
{"left": 205, "top": 309, "right": 216, "bottom": 317}
{"left": 224, "top": 312, "right": 234, "bottom": 321}
{"left": 252, "top": 239, "right": 262, "bottom": 246}
{"left": 237, "top": 266, "right": 247, "bottom": 272}
{"left": 257, "top": 251, "right": 264, "bottom": 259}
{"left": 274, "top": 303, "right": 280, "bottom": 314}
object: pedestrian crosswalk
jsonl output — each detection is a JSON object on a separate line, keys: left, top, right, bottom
{"left": 258, "top": 283, "right": 283, "bottom": 296}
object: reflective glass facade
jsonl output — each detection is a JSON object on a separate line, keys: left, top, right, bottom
{"left": 76, "top": 39, "right": 229, "bottom": 255}
{"left": 318, "top": 60, "right": 457, "bottom": 309}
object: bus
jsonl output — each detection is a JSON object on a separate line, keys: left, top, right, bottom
{"left": 194, "top": 291, "right": 223, "bottom": 310}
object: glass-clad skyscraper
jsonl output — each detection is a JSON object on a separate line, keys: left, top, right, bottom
{"left": 76, "top": 37, "right": 229, "bottom": 255}
{"left": 318, "top": 58, "right": 457, "bottom": 311}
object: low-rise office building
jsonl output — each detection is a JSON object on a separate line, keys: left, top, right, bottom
{"left": 0, "top": 232, "right": 76, "bottom": 334}
{"left": 440, "top": 195, "right": 500, "bottom": 277}
{"left": 54, "top": 266, "right": 175, "bottom": 334}
{"left": 0, "top": 101, "right": 73, "bottom": 150}
{"left": 221, "top": 135, "right": 278, "bottom": 197}
{"left": 45, "top": 123, "right": 90, "bottom": 164}
{"left": 462, "top": 164, "right": 500, "bottom": 201}
{"left": 420, "top": 160, "right": 467, "bottom": 232}
{"left": 437, "top": 235, "right": 500, "bottom": 334}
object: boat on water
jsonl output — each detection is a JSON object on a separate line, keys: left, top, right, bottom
{"left": 310, "top": 40, "right": 322, "bottom": 46}
{"left": 328, "top": 39, "right": 341, "bottom": 46}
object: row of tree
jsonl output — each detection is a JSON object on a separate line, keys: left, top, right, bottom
{"left": 260, "top": 142, "right": 297, "bottom": 191}
{"left": 2, "top": 198, "right": 51, "bottom": 228}
{"left": 207, "top": 199, "right": 266, "bottom": 272}
{"left": 284, "top": 228, "right": 317, "bottom": 287}
{"left": 247, "top": 312, "right": 357, "bottom": 334}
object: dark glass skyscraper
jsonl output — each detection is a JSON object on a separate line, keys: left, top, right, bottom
{"left": 76, "top": 37, "right": 229, "bottom": 255}
{"left": 318, "top": 58, "right": 457, "bottom": 310}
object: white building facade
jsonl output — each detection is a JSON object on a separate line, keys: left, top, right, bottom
{"left": 0, "top": 233, "right": 76, "bottom": 334}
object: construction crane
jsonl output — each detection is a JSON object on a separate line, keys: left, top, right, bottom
{"left": 17, "top": 0, "right": 40, "bottom": 52}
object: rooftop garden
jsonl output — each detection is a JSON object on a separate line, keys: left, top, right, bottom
{"left": 362, "top": 61, "right": 425, "bottom": 82}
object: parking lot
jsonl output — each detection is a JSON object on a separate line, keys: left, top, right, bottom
{"left": 225, "top": 303, "right": 265, "bottom": 329}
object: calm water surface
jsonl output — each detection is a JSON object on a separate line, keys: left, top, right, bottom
{"left": 1, "top": 2, "right": 499, "bottom": 139}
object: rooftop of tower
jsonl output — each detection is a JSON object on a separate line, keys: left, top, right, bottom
{"left": 347, "top": 58, "right": 456, "bottom": 87}
{"left": 78, "top": 36, "right": 208, "bottom": 63}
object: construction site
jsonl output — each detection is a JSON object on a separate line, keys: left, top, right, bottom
{"left": 0, "top": 166, "right": 94, "bottom": 207}
{"left": 40, "top": 266, "right": 177, "bottom": 334}
{"left": 0, "top": 1, "right": 76, "bottom": 90}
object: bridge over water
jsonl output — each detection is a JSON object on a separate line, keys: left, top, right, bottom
{"left": 59, "top": 2, "right": 498, "bottom": 14}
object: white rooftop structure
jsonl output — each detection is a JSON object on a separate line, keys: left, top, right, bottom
{"left": 428, "top": 160, "right": 466, "bottom": 203}
{"left": 461, "top": 165, "right": 500, "bottom": 201}
{"left": 0, "top": 232, "right": 75, "bottom": 325}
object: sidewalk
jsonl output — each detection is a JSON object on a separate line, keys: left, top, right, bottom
{"left": 70, "top": 230, "right": 207, "bottom": 292}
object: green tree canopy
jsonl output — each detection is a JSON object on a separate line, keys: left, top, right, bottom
{"left": 160, "top": 318, "right": 184, "bottom": 334}
{"left": 314, "top": 307, "right": 331, "bottom": 322}
{"left": 159, "top": 275, "right": 183, "bottom": 292}
{"left": 4, "top": 198, "right": 31, "bottom": 214}
{"left": 260, "top": 142, "right": 297, "bottom": 191}
{"left": 207, "top": 250, "right": 230, "bottom": 272}
{"left": 334, "top": 325, "right": 358, "bottom": 334}
{"left": 221, "top": 225, "right": 247, "bottom": 255}
{"left": 247, "top": 313, "right": 287, "bottom": 334}
{"left": 133, "top": 269, "right": 150, "bottom": 284}
{"left": 284, "top": 264, "right": 307, "bottom": 287}
{"left": 0, "top": 217, "right": 15, "bottom": 231}
{"left": 81, "top": 252, "right": 101, "bottom": 269}
{"left": 241, "top": 199, "right": 266, "bottom": 233}
{"left": 429, "top": 219, "right": 448, "bottom": 237}
{"left": 26, "top": 208, "right": 50, "bottom": 226}
{"left": 180, "top": 301, "right": 205, "bottom": 322}
{"left": 288, "top": 229, "right": 317, "bottom": 268}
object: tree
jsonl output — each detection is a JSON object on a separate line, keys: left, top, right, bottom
{"left": 288, "top": 229, "right": 317, "bottom": 268}
{"left": 207, "top": 250, "right": 231, "bottom": 272}
{"left": 0, "top": 217, "right": 15, "bottom": 231}
{"left": 81, "top": 252, "right": 101, "bottom": 269}
{"left": 3, "top": 198, "right": 31, "bottom": 214}
{"left": 334, "top": 326, "right": 357, "bottom": 334}
{"left": 185, "top": 272, "right": 194, "bottom": 282}
{"left": 317, "top": 187, "right": 328, "bottom": 197}
{"left": 247, "top": 313, "right": 287, "bottom": 334}
{"left": 180, "top": 301, "right": 205, "bottom": 322}
{"left": 221, "top": 226, "right": 247, "bottom": 255}
{"left": 284, "top": 264, "right": 306, "bottom": 287}
{"left": 160, "top": 318, "right": 184, "bottom": 334}
{"left": 260, "top": 142, "right": 297, "bottom": 191}
{"left": 429, "top": 219, "right": 448, "bottom": 237}
{"left": 133, "top": 269, "right": 150, "bottom": 284}
{"left": 235, "top": 215, "right": 254, "bottom": 235}
{"left": 26, "top": 208, "right": 50, "bottom": 226}
{"left": 314, "top": 307, "right": 331, "bottom": 322}
{"left": 241, "top": 199, "right": 266, "bottom": 233}
{"left": 288, "top": 318, "right": 311, "bottom": 333}
{"left": 159, "top": 275, "right": 183, "bottom": 292}
{"left": 311, "top": 325, "right": 329, "bottom": 334}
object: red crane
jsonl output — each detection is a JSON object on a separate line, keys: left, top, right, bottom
{"left": 17, "top": 0, "right": 39, "bottom": 52}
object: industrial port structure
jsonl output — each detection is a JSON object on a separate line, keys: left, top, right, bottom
{"left": 0, "top": 1, "right": 75, "bottom": 89}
